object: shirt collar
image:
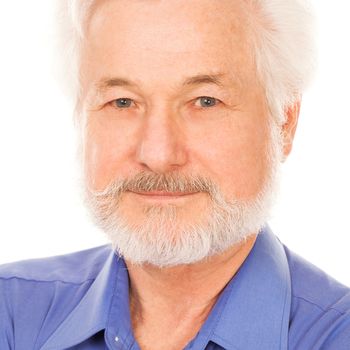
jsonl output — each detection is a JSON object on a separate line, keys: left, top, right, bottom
{"left": 207, "top": 226, "right": 292, "bottom": 350}
{"left": 41, "top": 226, "right": 291, "bottom": 350}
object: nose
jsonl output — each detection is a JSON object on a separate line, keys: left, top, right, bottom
{"left": 136, "top": 107, "right": 188, "bottom": 173}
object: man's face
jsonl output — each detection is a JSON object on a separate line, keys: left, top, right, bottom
{"left": 80, "top": 0, "right": 280, "bottom": 265}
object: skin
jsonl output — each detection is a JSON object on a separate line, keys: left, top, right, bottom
{"left": 80, "top": 1, "right": 299, "bottom": 349}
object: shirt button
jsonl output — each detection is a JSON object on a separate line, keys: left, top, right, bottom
{"left": 115, "top": 336, "right": 119, "bottom": 342}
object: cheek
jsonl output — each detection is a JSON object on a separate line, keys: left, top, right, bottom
{"left": 83, "top": 117, "right": 135, "bottom": 190}
{"left": 84, "top": 137, "right": 112, "bottom": 190}
{"left": 191, "top": 117, "right": 271, "bottom": 200}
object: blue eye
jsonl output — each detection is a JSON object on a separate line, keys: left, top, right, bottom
{"left": 113, "top": 98, "right": 133, "bottom": 108}
{"left": 196, "top": 96, "right": 218, "bottom": 108}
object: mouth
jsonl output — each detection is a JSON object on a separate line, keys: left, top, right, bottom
{"left": 128, "top": 190, "right": 200, "bottom": 201}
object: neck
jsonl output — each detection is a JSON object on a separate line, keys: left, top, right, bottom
{"left": 125, "top": 234, "right": 257, "bottom": 350}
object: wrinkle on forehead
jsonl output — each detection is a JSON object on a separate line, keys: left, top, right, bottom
{"left": 83, "top": 0, "right": 256, "bottom": 73}
{"left": 86, "top": 0, "right": 254, "bottom": 51}
{"left": 81, "top": 0, "right": 258, "bottom": 104}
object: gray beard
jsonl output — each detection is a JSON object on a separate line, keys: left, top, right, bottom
{"left": 84, "top": 124, "right": 282, "bottom": 268}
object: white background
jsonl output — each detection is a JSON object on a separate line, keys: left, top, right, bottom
{"left": 0, "top": 2, "right": 349, "bottom": 285}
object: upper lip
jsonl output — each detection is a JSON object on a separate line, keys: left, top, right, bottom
{"left": 130, "top": 191, "right": 198, "bottom": 196}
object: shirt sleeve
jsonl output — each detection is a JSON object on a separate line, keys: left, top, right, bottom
{"left": 321, "top": 313, "right": 350, "bottom": 350}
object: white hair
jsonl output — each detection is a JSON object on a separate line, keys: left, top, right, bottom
{"left": 54, "top": 0, "right": 94, "bottom": 112}
{"left": 248, "top": 0, "right": 316, "bottom": 122}
{"left": 55, "top": 0, "right": 316, "bottom": 124}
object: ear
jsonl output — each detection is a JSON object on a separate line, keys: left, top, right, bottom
{"left": 282, "top": 100, "right": 301, "bottom": 160}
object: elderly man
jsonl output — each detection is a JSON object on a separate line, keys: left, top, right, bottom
{"left": 1, "top": 0, "right": 350, "bottom": 349}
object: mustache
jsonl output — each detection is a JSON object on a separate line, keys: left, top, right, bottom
{"left": 91, "top": 171, "right": 218, "bottom": 197}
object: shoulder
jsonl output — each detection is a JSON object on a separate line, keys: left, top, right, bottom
{"left": 284, "top": 245, "right": 350, "bottom": 349}
{"left": 0, "top": 245, "right": 112, "bottom": 349}
{"left": 0, "top": 244, "right": 111, "bottom": 284}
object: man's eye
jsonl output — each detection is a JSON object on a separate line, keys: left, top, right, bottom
{"left": 195, "top": 96, "right": 219, "bottom": 108}
{"left": 111, "top": 98, "right": 133, "bottom": 108}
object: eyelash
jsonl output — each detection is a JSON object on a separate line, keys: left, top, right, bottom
{"left": 109, "top": 96, "right": 221, "bottom": 109}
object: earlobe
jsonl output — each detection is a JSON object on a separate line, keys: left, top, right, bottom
{"left": 282, "top": 100, "right": 301, "bottom": 159}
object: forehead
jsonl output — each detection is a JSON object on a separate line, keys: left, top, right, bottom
{"left": 82, "top": 0, "right": 255, "bottom": 93}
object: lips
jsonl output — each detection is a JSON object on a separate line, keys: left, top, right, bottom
{"left": 130, "top": 190, "right": 198, "bottom": 197}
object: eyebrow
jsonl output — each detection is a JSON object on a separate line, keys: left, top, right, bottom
{"left": 182, "top": 74, "right": 226, "bottom": 87}
{"left": 96, "top": 73, "right": 227, "bottom": 91}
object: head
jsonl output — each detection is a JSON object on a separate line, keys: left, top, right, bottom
{"left": 56, "top": 0, "right": 315, "bottom": 267}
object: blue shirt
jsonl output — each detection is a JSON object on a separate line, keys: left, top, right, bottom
{"left": 1, "top": 227, "right": 349, "bottom": 350}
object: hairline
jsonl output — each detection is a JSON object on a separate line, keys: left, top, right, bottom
{"left": 57, "top": 0, "right": 315, "bottom": 126}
